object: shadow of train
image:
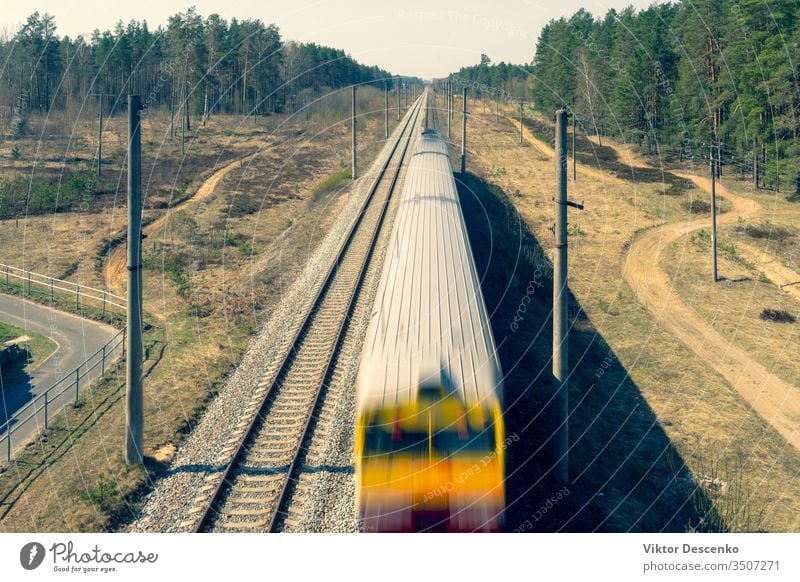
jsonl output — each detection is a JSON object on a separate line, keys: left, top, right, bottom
{"left": 456, "top": 171, "right": 716, "bottom": 532}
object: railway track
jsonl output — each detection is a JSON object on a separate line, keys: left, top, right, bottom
{"left": 189, "top": 93, "right": 426, "bottom": 533}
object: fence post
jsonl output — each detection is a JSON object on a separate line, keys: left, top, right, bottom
{"left": 6, "top": 432, "right": 10, "bottom": 463}
{"left": 27, "top": 272, "right": 31, "bottom": 295}
{"left": 5, "top": 265, "right": 8, "bottom": 290}
{"left": 44, "top": 392, "right": 49, "bottom": 429}
{"left": 102, "top": 291, "right": 107, "bottom": 319}
{"left": 102, "top": 343, "right": 106, "bottom": 374}
{"left": 75, "top": 368, "right": 80, "bottom": 406}
{"left": 76, "top": 283, "right": 80, "bottom": 310}
{"left": 51, "top": 277, "right": 54, "bottom": 303}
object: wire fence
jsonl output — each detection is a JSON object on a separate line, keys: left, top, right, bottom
{"left": 0, "top": 327, "right": 126, "bottom": 464}
{"left": 0, "top": 263, "right": 126, "bottom": 319}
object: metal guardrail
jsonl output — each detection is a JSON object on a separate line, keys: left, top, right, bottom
{"left": 0, "top": 263, "right": 127, "bottom": 316}
{"left": 0, "top": 327, "right": 126, "bottom": 463}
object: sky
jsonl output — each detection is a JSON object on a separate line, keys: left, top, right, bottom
{"left": 2, "top": 0, "right": 660, "bottom": 78}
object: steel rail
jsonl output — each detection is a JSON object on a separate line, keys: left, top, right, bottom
{"left": 193, "top": 94, "right": 425, "bottom": 533}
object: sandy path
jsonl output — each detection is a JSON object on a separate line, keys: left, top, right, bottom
{"left": 618, "top": 162, "right": 800, "bottom": 452}
{"left": 507, "top": 114, "right": 628, "bottom": 186}
{"left": 675, "top": 172, "right": 800, "bottom": 302}
{"left": 102, "top": 154, "right": 256, "bottom": 297}
{"left": 515, "top": 119, "right": 800, "bottom": 452}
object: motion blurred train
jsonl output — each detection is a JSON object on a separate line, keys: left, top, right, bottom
{"left": 355, "top": 109, "right": 505, "bottom": 532}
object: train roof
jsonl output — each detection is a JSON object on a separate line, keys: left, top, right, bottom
{"left": 356, "top": 129, "right": 502, "bottom": 412}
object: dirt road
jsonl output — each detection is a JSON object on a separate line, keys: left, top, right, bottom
{"left": 519, "top": 117, "right": 800, "bottom": 452}
{"left": 622, "top": 194, "right": 800, "bottom": 451}
{"left": 103, "top": 154, "right": 256, "bottom": 296}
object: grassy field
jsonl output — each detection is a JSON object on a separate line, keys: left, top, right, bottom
{"left": 0, "top": 87, "right": 400, "bottom": 532}
{"left": 456, "top": 101, "right": 800, "bottom": 532}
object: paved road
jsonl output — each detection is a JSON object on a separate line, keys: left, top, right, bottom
{"left": 0, "top": 293, "right": 119, "bottom": 454}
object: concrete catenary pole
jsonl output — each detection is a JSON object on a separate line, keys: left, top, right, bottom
{"left": 352, "top": 85, "right": 357, "bottom": 180}
{"left": 98, "top": 103, "right": 103, "bottom": 179}
{"left": 181, "top": 83, "right": 186, "bottom": 157}
{"left": 396, "top": 82, "right": 401, "bottom": 122}
{"left": 384, "top": 82, "right": 389, "bottom": 139}
{"left": 460, "top": 87, "right": 467, "bottom": 174}
{"left": 711, "top": 142, "right": 718, "bottom": 283}
{"left": 572, "top": 111, "right": 577, "bottom": 181}
{"left": 447, "top": 81, "right": 452, "bottom": 141}
{"left": 425, "top": 88, "right": 429, "bottom": 128}
{"left": 126, "top": 95, "right": 144, "bottom": 465}
{"left": 553, "top": 109, "right": 569, "bottom": 487}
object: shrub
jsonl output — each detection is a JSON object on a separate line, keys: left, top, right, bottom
{"left": 79, "top": 473, "right": 120, "bottom": 513}
{"left": 759, "top": 308, "right": 795, "bottom": 323}
{"left": 742, "top": 221, "right": 792, "bottom": 242}
{"left": 13, "top": 117, "right": 27, "bottom": 139}
{"left": 684, "top": 198, "right": 710, "bottom": 214}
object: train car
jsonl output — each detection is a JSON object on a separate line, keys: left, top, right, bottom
{"left": 354, "top": 120, "right": 505, "bottom": 532}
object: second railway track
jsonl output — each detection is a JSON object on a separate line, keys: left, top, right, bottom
{"left": 189, "top": 93, "right": 426, "bottom": 533}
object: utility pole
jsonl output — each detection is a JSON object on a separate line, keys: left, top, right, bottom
{"left": 753, "top": 140, "right": 759, "bottom": 189}
{"left": 425, "top": 89, "right": 429, "bottom": 128}
{"left": 126, "top": 95, "right": 144, "bottom": 465}
{"left": 447, "top": 81, "right": 452, "bottom": 141}
{"left": 384, "top": 82, "right": 389, "bottom": 139}
{"left": 99, "top": 103, "right": 104, "bottom": 177}
{"left": 519, "top": 100, "right": 524, "bottom": 144}
{"left": 553, "top": 109, "right": 582, "bottom": 487}
{"left": 185, "top": 79, "right": 190, "bottom": 132}
{"left": 461, "top": 87, "right": 467, "bottom": 174}
{"left": 181, "top": 82, "right": 186, "bottom": 157}
{"left": 711, "top": 141, "right": 718, "bottom": 283}
{"left": 352, "top": 85, "right": 357, "bottom": 180}
{"left": 91, "top": 93, "right": 114, "bottom": 179}
{"left": 572, "top": 111, "right": 577, "bottom": 181}
{"left": 396, "top": 82, "right": 401, "bottom": 122}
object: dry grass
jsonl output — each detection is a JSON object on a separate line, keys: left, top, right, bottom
{"left": 0, "top": 94, "right": 397, "bottom": 532}
{"left": 462, "top": 102, "right": 800, "bottom": 532}
{"left": 668, "top": 229, "right": 800, "bottom": 388}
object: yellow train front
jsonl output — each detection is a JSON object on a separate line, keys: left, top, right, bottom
{"left": 355, "top": 102, "right": 505, "bottom": 532}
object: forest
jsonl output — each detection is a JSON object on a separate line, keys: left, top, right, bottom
{"left": 452, "top": 0, "right": 800, "bottom": 188}
{"left": 0, "top": 8, "right": 408, "bottom": 131}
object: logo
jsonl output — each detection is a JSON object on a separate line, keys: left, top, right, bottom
{"left": 20, "top": 542, "right": 46, "bottom": 570}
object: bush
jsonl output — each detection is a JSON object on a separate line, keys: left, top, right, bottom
{"left": 759, "top": 308, "right": 795, "bottom": 323}
{"left": 684, "top": 198, "right": 710, "bottom": 214}
{"left": 27, "top": 181, "right": 60, "bottom": 214}
{"left": 685, "top": 450, "right": 766, "bottom": 533}
{"left": 0, "top": 171, "right": 97, "bottom": 218}
{"left": 79, "top": 473, "right": 120, "bottom": 513}
{"left": 741, "top": 221, "right": 792, "bottom": 242}
{"left": 13, "top": 117, "right": 27, "bottom": 139}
